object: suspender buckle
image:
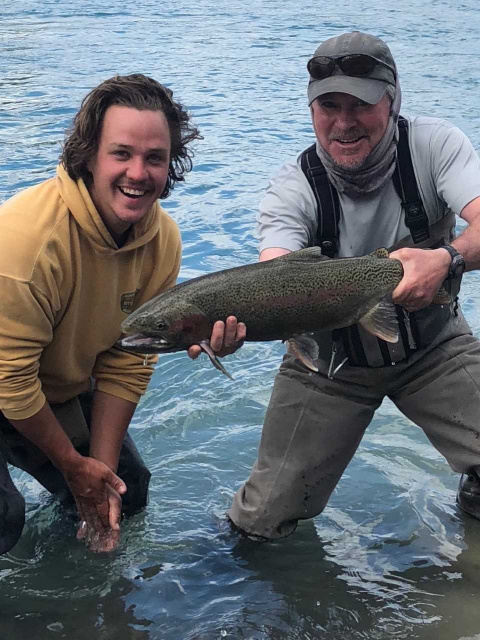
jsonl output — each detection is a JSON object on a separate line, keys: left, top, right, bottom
{"left": 320, "top": 238, "right": 336, "bottom": 257}
{"left": 404, "top": 201, "right": 430, "bottom": 243}
{"left": 404, "top": 201, "right": 423, "bottom": 217}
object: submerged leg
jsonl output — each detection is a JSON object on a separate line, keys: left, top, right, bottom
{"left": 391, "top": 331, "right": 480, "bottom": 520}
{"left": 229, "top": 355, "right": 383, "bottom": 540}
{"left": 457, "top": 468, "right": 480, "bottom": 519}
{"left": 0, "top": 450, "right": 25, "bottom": 555}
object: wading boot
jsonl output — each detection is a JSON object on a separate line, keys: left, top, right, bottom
{"left": 457, "top": 467, "right": 480, "bottom": 520}
{"left": 0, "top": 451, "right": 25, "bottom": 554}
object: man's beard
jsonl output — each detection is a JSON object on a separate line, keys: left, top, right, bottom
{"left": 327, "top": 127, "right": 370, "bottom": 171}
{"left": 330, "top": 152, "right": 369, "bottom": 171}
{"left": 315, "top": 121, "right": 397, "bottom": 197}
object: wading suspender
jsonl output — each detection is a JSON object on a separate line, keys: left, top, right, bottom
{"left": 299, "top": 147, "right": 340, "bottom": 258}
{"left": 299, "top": 116, "right": 430, "bottom": 366}
{"left": 392, "top": 117, "right": 430, "bottom": 243}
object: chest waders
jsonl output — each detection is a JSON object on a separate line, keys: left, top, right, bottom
{"left": 300, "top": 116, "right": 460, "bottom": 372}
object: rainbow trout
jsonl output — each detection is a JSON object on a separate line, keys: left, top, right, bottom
{"left": 118, "top": 247, "right": 436, "bottom": 378}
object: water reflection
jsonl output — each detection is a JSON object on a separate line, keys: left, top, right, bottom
{"left": 1, "top": 474, "right": 480, "bottom": 639}
{"left": 227, "top": 512, "right": 480, "bottom": 640}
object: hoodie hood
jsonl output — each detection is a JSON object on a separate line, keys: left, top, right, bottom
{"left": 56, "top": 164, "right": 161, "bottom": 253}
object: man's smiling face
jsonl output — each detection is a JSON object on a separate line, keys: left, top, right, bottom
{"left": 311, "top": 91, "right": 391, "bottom": 170}
{"left": 87, "top": 105, "right": 171, "bottom": 243}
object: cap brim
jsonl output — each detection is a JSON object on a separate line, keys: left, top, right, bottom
{"left": 308, "top": 76, "right": 388, "bottom": 105}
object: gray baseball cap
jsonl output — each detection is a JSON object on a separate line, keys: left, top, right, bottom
{"left": 307, "top": 31, "right": 396, "bottom": 105}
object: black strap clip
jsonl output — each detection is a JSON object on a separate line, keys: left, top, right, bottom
{"left": 319, "top": 238, "right": 336, "bottom": 257}
{"left": 403, "top": 201, "right": 430, "bottom": 243}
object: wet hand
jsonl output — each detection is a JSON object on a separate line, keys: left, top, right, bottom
{"left": 187, "top": 316, "right": 246, "bottom": 359}
{"left": 389, "top": 248, "right": 451, "bottom": 312}
{"left": 76, "top": 484, "right": 122, "bottom": 552}
{"left": 60, "top": 454, "right": 126, "bottom": 552}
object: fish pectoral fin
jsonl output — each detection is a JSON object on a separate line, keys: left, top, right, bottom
{"left": 368, "top": 247, "right": 390, "bottom": 259}
{"left": 286, "top": 334, "right": 319, "bottom": 372}
{"left": 432, "top": 285, "right": 451, "bottom": 305}
{"left": 199, "top": 341, "right": 234, "bottom": 380}
{"left": 358, "top": 297, "right": 399, "bottom": 343}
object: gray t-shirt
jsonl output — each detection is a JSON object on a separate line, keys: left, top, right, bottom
{"left": 258, "top": 116, "right": 480, "bottom": 257}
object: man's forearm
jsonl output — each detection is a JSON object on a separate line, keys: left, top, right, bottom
{"left": 452, "top": 223, "right": 480, "bottom": 272}
{"left": 454, "top": 198, "right": 480, "bottom": 271}
{"left": 88, "top": 390, "right": 137, "bottom": 472}
{"left": 259, "top": 247, "right": 292, "bottom": 262}
{"left": 8, "top": 400, "right": 81, "bottom": 472}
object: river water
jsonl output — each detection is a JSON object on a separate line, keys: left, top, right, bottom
{"left": 2, "top": 1, "right": 480, "bottom": 638}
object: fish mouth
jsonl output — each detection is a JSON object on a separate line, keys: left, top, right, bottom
{"left": 116, "top": 333, "right": 177, "bottom": 353}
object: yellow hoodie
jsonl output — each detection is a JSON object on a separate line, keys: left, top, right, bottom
{"left": 0, "top": 165, "right": 181, "bottom": 420}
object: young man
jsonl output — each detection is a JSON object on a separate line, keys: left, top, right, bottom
{"left": 226, "top": 31, "right": 480, "bottom": 539}
{"left": 0, "top": 74, "right": 201, "bottom": 553}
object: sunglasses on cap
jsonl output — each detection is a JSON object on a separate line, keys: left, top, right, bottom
{"left": 307, "top": 54, "right": 393, "bottom": 80}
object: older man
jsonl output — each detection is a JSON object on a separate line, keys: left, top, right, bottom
{"left": 227, "top": 31, "right": 480, "bottom": 539}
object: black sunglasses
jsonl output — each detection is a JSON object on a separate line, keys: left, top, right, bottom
{"left": 307, "top": 54, "right": 391, "bottom": 80}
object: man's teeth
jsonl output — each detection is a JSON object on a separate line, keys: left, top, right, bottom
{"left": 120, "top": 187, "right": 146, "bottom": 196}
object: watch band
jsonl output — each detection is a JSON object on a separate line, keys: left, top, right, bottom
{"left": 439, "top": 245, "right": 460, "bottom": 261}
{"left": 439, "top": 245, "right": 466, "bottom": 279}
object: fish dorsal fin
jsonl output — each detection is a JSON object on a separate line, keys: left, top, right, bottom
{"left": 369, "top": 247, "right": 390, "bottom": 259}
{"left": 358, "top": 296, "right": 399, "bottom": 343}
{"left": 280, "top": 247, "right": 390, "bottom": 264}
{"left": 277, "top": 247, "right": 331, "bottom": 264}
{"left": 286, "top": 334, "right": 319, "bottom": 371}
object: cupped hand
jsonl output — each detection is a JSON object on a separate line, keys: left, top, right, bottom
{"left": 61, "top": 454, "right": 126, "bottom": 552}
{"left": 76, "top": 483, "right": 122, "bottom": 552}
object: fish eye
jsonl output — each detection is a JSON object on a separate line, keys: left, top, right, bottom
{"left": 156, "top": 321, "right": 167, "bottom": 330}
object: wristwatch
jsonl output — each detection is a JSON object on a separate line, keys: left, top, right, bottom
{"left": 439, "top": 245, "right": 466, "bottom": 279}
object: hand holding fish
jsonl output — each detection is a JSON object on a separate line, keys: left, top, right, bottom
{"left": 187, "top": 316, "right": 247, "bottom": 360}
{"left": 389, "top": 247, "right": 452, "bottom": 312}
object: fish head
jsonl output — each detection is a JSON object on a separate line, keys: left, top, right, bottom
{"left": 117, "top": 300, "right": 212, "bottom": 354}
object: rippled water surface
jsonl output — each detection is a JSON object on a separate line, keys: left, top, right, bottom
{"left": 2, "top": 1, "right": 480, "bottom": 638}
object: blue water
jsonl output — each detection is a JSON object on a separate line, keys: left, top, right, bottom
{"left": 2, "top": 1, "right": 480, "bottom": 638}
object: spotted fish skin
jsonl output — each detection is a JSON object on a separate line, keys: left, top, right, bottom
{"left": 118, "top": 247, "right": 404, "bottom": 353}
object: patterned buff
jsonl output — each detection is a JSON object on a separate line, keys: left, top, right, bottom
{"left": 315, "top": 74, "right": 402, "bottom": 198}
